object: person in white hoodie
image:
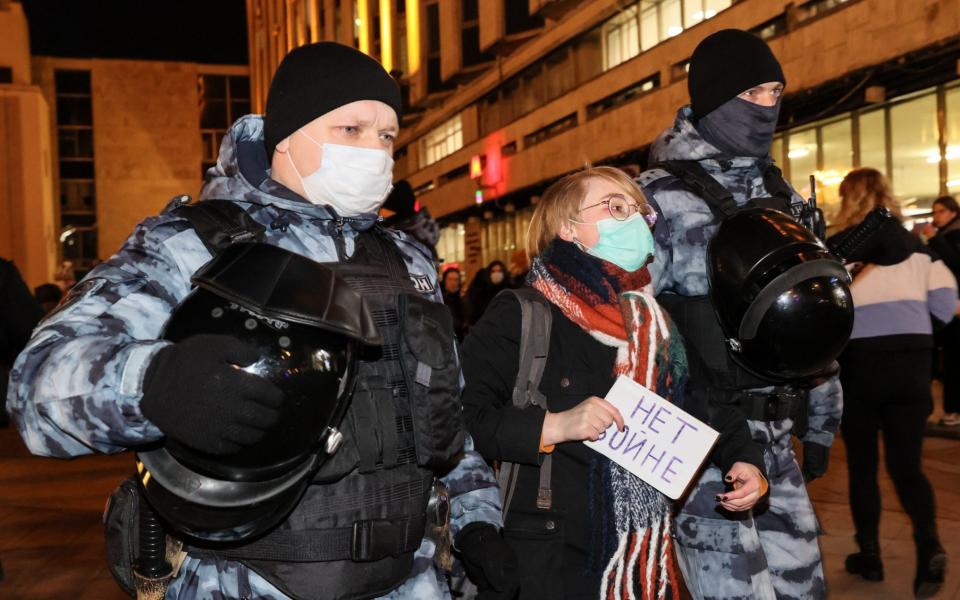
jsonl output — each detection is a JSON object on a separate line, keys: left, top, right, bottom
{"left": 828, "top": 167, "right": 957, "bottom": 598}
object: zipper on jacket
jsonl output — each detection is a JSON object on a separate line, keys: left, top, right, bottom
{"left": 332, "top": 217, "right": 347, "bottom": 261}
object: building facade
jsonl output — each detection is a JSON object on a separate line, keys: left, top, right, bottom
{"left": 29, "top": 58, "right": 249, "bottom": 279}
{"left": 0, "top": 0, "right": 56, "bottom": 289}
{"left": 249, "top": 0, "right": 960, "bottom": 278}
{"left": 0, "top": 0, "right": 250, "bottom": 285}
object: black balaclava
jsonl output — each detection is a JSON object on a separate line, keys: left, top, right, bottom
{"left": 688, "top": 29, "right": 785, "bottom": 158}
{"left": 696, "top": 97, "right": 780, "bottom": 158}
{"left": 263, "top": 42, "right": 403, "bottom": 157}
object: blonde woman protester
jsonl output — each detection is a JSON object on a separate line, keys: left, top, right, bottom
{"left": 460, "top": 166, "right": 766, "bottom": 600}
{"left": 828, "top": 168, "right": 957, "bottom": 598}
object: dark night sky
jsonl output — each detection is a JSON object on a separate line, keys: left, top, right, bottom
{"left": 21, "top": 0, "right": 248, "bottom": 65}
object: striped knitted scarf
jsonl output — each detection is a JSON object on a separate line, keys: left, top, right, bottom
{"left": 528, "top": 239, "right": 687, "bottom": 600}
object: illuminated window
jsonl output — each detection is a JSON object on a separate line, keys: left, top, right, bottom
{"left": 437, "top": 223, "right": 466, "bottom": 264}
{"left": 623, "top": 0, "right": 732, "bottom": 59}
{"left": 602, "top": 5, "right": 640, "bottom": 71}
{"left": 857, "top": 108, "right": 887, "bottom": 178}
{"left": 420, "top": 114, "right": 464, "bottom": 168}
{"left": 779, "top": 85, "right": 952, "bottom": 223}
{"left": 889, "top": 93, "right": 939, "bottom": 206}
{"left": 945, "top": 85, "right": 960, "bottom": 193}
{"left": 660, "top": 0, "right": 683, "bottom": 39}
{"left": 640, "top": 5, "right": 659, "bottom": 51}
{"left": 787, "top": 127, "right": 818, "bottom": 198}
{"left": 818, "top": 118, "right": 853, "bottom": 218}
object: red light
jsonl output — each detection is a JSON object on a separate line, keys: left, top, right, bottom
{"left": 414, "top": 200, "right": 421, "bottom": 212}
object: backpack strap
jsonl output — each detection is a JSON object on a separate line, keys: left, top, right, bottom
{"left": 507, "top": 287, "right": 552, "bottom": 410}
{"left": 170, "top": 199, "right": 266, "bottom": 255}
{"left": 496, "top": 287, "right": 555, "bottom": 516}
{"left": 759, "top": 163, "right": 796, "bottom": 206}
{"left": 657, "top": 160, "right": 739, "bottom": 219}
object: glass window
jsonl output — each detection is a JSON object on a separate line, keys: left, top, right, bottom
{"left": 704, "top": 0, "right": 731, "bottom": 19}
{"left": 437, "top": 223, "right": 466, "bottom": 264}
{"left": 574, "top": 28, "right": 603, "bottom": 84}
{"left": 857, "top": 108, "right": 887, "bottom": 177}
{"left": 602, "top": 6, "right": 639, "bottom": 71}
{"left": 201, "top": 75, "right": 227, "bottom": 99}
{"left": 544, "top": 48, "right": 575, "bottom": 101}
{"left": 60, "top": 180, "right": 95, "bottom": 213}
{"left": 56, "top": 96, "right": 92, "bottom": 126}
{"left": 520, "top": 65, "right": 545, "bottom": 115}
{"left": 660, "top": 0, "right": 683, "bottom": 39}
{"left": 230, "top": 76, "right": 250, "bottom": 100}
{"left": 684, "top": 0, "right": 704, "bottom": 27}
{"left": 787, "top": 128, "right": 817, "bottom": 197}
{"left": 54, "top": 70, "right": 91, "bottom": 94}
{"left": 58, "top": 128, "right": 94, "bottom": 159}
{"left": 426, "top": 3, "right": 440, "bottom": 53}
{"left": 420, "top": 114, "right": 464, "bottom": 167}
{"left": 201, "top": 99, "right": 229, "bottom": 129}
{"left": 462, "top": 0, "right": 478, "bottom": 21}
{"left": 500, "top": 78, "right": 521, "bottom": 125}
{"left": 889, "top": 93, "right": 939, "bottom": 206}
{"left": 946, "top": 86, "right": 960, "bottom": 193}
{"left": 817, "top": 118, "right": 853, "bottom": 220}
{"left": 771, "top": 135, "right": 784, "bottom": 169}
{"left": 59, "top": 160, "right": 95, "bottom": 180}
{"left": 640, "top": 5, "right": 659, "bottom": 51}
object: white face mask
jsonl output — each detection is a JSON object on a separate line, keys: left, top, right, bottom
{"left": 489, "top": 271, "right": 505, "bottom": 285}
{"left": 286, "top": 130, "right": 394, "bottom": 217}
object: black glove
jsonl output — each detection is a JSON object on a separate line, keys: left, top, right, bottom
{"left": 802, "top": 441, "right": 830, "bottom": 482}
{"left": 141, "top": 334, "right": 284, "bottom": 455}
{"left": 455, "top": 522, "right": 520, "bottom": 600}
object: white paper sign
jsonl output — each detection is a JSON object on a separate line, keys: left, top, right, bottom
{"left": 584, "top": 375, "right": 719, "bottom": 499}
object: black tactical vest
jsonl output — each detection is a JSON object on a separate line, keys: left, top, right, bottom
{"left": 185, "top": 223, "right": 465, "bottom": 600}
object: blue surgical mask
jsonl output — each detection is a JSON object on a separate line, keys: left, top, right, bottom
{"left": 571, "top": 213, "right": 654, "bottom": 272}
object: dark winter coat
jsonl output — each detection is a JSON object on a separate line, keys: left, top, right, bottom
{"left": 461, "top": 291, "right": 762, "bottom": 599}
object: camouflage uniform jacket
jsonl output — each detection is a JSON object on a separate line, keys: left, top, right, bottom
{"left": 636, "top": 106, "right": 841, "bottom": 450}
{"left": 7, "top": 115, "right": 502, "bottom": 599}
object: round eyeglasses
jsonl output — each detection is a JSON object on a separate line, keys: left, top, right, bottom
{"left": 578, "top": 194, "right": 650, "bottom": 222}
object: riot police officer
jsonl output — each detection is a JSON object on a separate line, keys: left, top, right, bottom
{"left": 8, "top": 42, "right": 516, "bottom": 600}
{"left": 636, "top": 29, "right": 844, "bottom": 600}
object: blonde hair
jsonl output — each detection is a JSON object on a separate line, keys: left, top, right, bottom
{"left": 832, "top": 167, "right": 902, "bottom": 231}
{"left": 525, "top": 166, "right": 650, "bottom": 258}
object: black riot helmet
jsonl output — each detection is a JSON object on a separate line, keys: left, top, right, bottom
{"left": 136, "top": 242, "right": 381, "bottom": 542}
{"left": 708, "top": 208, "right": 853, "bottom": 381}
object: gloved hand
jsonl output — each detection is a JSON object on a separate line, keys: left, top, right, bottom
{"left": 802, "top": 441, "right": 830, "bottom": 482}
{"left": 455, "top": 522, "right": 520, "bottom": 600}
{"left": 141, "top": 334, "right": 284, "bottom": 455}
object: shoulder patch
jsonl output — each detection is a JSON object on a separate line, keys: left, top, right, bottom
{"left": 409, "top": 273, "right": 435, "bottom": 294}
{"left": 47, "top": 277, "right": 106, "bottom": 318}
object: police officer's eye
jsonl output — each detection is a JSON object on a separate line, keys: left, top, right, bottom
{"left": 380, "top": 133, "right": 396, "bottom": 142}
{"left": 341, "top": 126, "right": 359, "bottom": 135}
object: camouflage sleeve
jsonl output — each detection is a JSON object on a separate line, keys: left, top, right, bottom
{"left": 7, "top": 216, "right": 209, "bottom": 457}
{"left": 802, "top": 375, "right": 843, "bottom": 447}
{"left": 648, "top": 197, "right": 673, "bottom": 296}
{"left": 444, "top": 433, "right": 503, "bottom": 541}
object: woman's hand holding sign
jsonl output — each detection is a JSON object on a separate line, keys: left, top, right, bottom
{"left": 543, "top": 396, "right": 625, "bottom": 445}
